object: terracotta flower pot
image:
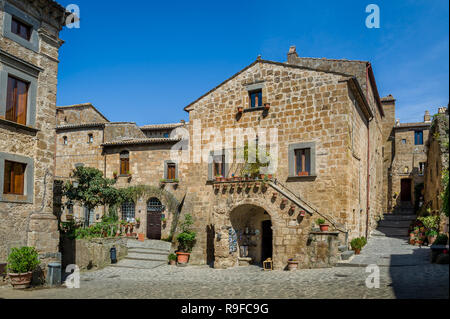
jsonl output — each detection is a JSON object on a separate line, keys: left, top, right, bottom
{"left": 169, "top": 260, "right": 176, "bottom": 266}
{"left": 237, "top": 107, "right": 243, "bottom": 113}
{"left": 319, "top": 224, "right": 329, "bottom": 232}
{"left": 264, "top": 103, "right": 270, "bottom": 110}
{"left": 354, "top": 248, "right": 361, "bottom": 255}
{"left": 176, "top": 252, "right": 190, "bottom": 264}
{"left": 138, "top": 233, "right": 145, "bottom": 242}
{"left": 9, "top": 272, "right": 33, "bottom": 289}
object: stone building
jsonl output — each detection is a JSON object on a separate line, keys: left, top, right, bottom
{"left": 55, "top": 102, "right": 188, "bottom": 240}
{"left": 423, "top": 107, "right": 449, "bottom": 232}
{"left": 0, "top": 0, "right": 68, "bottom": 271}
{"left": 55, "top": 46, "right": 439, "bottom": 270}
{"left": 387, "top": 105, "right": 431, "bottom": 211}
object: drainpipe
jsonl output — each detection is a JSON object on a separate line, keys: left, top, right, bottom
{"left": 365, "top": 66, "right": 372, "bottom": 239}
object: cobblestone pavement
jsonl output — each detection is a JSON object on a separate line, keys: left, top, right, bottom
{"left": 0, "top": 262, "right": 448, "bottom": 299}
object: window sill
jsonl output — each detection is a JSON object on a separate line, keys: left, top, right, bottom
{"left": 243, "top": 106, "right": 266, "bottom": 113}
{"left": 0, "top": 118, "right": 38, "bottom": 134}
{"left": 1, "top": 193, "right": 32, "bottom": 204}
{"left": 287, "top": 175, "right": 317, "bottom": 181}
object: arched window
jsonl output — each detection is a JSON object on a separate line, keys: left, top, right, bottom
{"left": 120, "top": 151, "right": 129, "bottom": 175}
{"left": 147, "top": 198, "right": 164, "bottom": 212}
{"left": 63, "top": 136, "right": 68, "bottom": 145}
{"left": 88, "top": 133, "right": 93, "bottom": 144}
{"left": 121, "top": 202, "right": 135, "bottom": 221}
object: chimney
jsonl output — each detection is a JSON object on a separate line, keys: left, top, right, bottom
{"left": 287, "top": 46, "right": 298, "bottom": 64}
{"left": 424, "top": 110, "right": 431, "bottom": 123}
{"left": 180, "top": 120, "right": 185, "bottom": 124}
{"left": 395, "top": 119, "right": 400, "bottom": 126}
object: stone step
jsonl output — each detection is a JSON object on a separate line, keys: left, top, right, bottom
{"left": 128, "top": 247, "right": 170, "bottom": 254}
{"left": 378, "top": 220, "right": 413, "bottom": 228}
{"left": 338, "top": 245, "right": 348, "bottom": 252}
{"left": 382, "top": 214, "right": 416, "bottom": 221}
{"left": 126, "top": 239, "right": 172, "bottom": 250}
{"left": 111, "top": 258, "right": 166, "bottom": 270}
{"left": 340, "top": 250, "right": 354, "bottom": 260}
{"left": 126, "top": 252, "right": 168, "bottom": 261}
{"left": 371, "top": 228, "right": 409, "bottom": 238}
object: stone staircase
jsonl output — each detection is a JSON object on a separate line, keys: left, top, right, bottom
{"left": 111, "top": 239, "right": 171, "bottom": 270}
{"left": 371, "top": 207, "right": 416, "bottom": 239}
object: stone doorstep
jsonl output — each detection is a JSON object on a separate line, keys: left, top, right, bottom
{"left": 127, "top": 247, "right": 171, "bottom": 254}
{"left": 340, "top": 250, "right": 354, "bottom": 261}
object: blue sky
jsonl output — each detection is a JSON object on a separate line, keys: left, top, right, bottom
{"left": 56, "top": 0, "right": 449, "bottom": 125}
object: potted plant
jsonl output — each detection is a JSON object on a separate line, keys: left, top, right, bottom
{"left": 138, "top": 233, "right": 145, "bottom": 242}
{"left": 287, "top": 258, "right": 299, "bottom": 271}
{"left": 272, "top": 192, "right": 278, "bottom": 199}
{"left": 267, "top": 174, "right": 273, "bottom": 179}
{"left": 426, "top": 229, "right": 439, "bottom": 245}
{"left": 7, "top": 247, "right": 40, "bottom": 289}
{"left": 168, "top": 253, "right": 177, "bottom": 266}
{"left": 161, "top": 217, "right": 167, "bottom": 227}
{"left": 176, "top": 214, "right": 197, "bottom": 264}
{"left": 298, "top": 171, "right": 309, "bottom": 176}
{"left": 113, "top": 171, "right": 118, "bottom": 179}
{"left": 350, "top": 238, "right": 365, "bottom": 255}
{"left": 135, "top": 217, "right": 141, "bottom": 227}
{"left": 281, "top": 198, "right": 288, "bottom": 205}
{"left": 264, "top": 103, "right": 270, "bottom": 110}
{"left": 215, "top": 175, "right": 222, "bottom": 182}
{"left": 237, "top": 106, "right": 243, "bottom": 113}
{"left": 316, "top": 218, "right": 329, "bottom": 232}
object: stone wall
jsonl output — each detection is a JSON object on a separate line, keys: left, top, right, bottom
{"left": 390, "top": 124, "right": 430, "bottom": 209}
{"left": 0, "top": 0, "right": 66, "bottom": 270}
{"left": 424, "top": 110, "right": 449, "bottom": 232}
{"left": 61, "top": 237, "right": 128, "bottom": 271}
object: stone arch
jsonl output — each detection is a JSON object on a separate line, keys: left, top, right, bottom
{"left": 211, "top": 187, "right": 315, "bottom": 270}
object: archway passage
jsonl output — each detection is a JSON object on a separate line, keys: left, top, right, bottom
{"left": 147, "top": 198, "right": 164, "bottom": 239}
{"left": 229, "top": 204, "right": 272, "bottom": 266}
{"left": 400, "top": 178, "right": 412, "bottom": 202}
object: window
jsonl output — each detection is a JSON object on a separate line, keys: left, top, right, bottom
{"left": 147, "top": 198, "right": 164, "bottom": 212}
{"left": 294, "top": 149, "right": 311, "bottom": 176}
{"left": 163, "top": 132, "right": 169, "bottom": 138}
{"left": 213, "top": 154, "right": 225, "bottom": 177}
{"left": 419, "top": 162, "right": 425, "bottom": 176}
{"left": 167, "top": 163, "right": 176, "bottom": 180}
{"left": 288, "top": 142, "right": 316, "bottom": 177}
{"left": 88, "top": 134, "right": 93, "bottom": 144}
{"left": 63, "top": 136, "right": 68, "bottom": 145}
{"left": 249, "top": 89, "right": 262, "bottom": 108}
{"left": 11, "top": 17, "right": 31, "bottom": 41}
{"left": 6, "top": 76, "right": 28, "bottom": 125}
{"left": 120, "top": 151, "right": 130, "bottom": 175}
{"left": 121, "top": 202, "right": 135, "bottom": 221}
{"left": 3, "top": 160, "right": 26, "bottom": 195}
{"left": 401, "top": 139, "right": 406, "bottom": 144}
{"left": 414, "top": 131, "right": 423, "bottom": 145}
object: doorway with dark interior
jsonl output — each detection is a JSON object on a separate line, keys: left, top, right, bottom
{"left": 261, "top": 219, "right": 273, "bottom": 262}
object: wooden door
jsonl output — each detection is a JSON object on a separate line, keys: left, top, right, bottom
{"left": 400, "top": 179, "right": 412, "bottom": 202}
{"left": 147, "top": 212, "right": 161, "bottom": 239}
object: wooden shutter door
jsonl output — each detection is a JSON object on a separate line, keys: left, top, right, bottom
{"left": 16, "top": 80, "right": 28, "bottom": 125}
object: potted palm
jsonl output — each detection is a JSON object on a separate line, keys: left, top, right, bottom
{"left": 350, "top": 237, "right": 367, "bottom": 255}
{"left": 7, "top": 247, "right": 40, "bottom": 289}
{"left": 176, "top": 214, "right": 196, "bottom": 264}
{"left": 316, "top": 218, "right": 329, "bottom": 232}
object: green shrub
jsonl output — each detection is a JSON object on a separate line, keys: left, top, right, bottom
{"left": 168, "top": 253, "right": 177, "bottom": 261}
{"left": 7, "top": 247, "right": 40, "bottom": 274}
{"left": 176, "top": 214, "right": 196, "bottom": 253}
{"left": 418, "top": 215, "right": 440, "bottom": 231}
{"left": 316, "top": 218, "right": 326, "bottom": 225}
{"left": 434, "top": 234, "right": 449, "bottom": 245}
{"left": 350, "top": 237, "right": 367, "bottom": 251}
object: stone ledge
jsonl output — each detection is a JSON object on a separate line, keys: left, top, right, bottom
{"left": 0, "top": 118, "right": 39, "bottom": 134}
{"left": 309, "top": 231, "right": 340, "bottom": 236}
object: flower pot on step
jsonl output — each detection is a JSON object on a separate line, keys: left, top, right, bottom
{"left": 9, "top": 272, "right": 33, "bottom": 289}
{"left": 138, "top": 233, "right": 145, "bottom": 242}
{"left": 319, "top": 224, "right": 329, "bottom": 232}
{"left": 287, "top": 260, "right": 299, "bottom": 271}
{"left": 176, "top": 252, "right": 190, "bottom": 264}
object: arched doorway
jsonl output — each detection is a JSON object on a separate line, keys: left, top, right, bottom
{"left": 229, "top": 204, "right": 272, "bottom": 266}
{"left": 147, "top": 198, "right": 164, "bottom": 239}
